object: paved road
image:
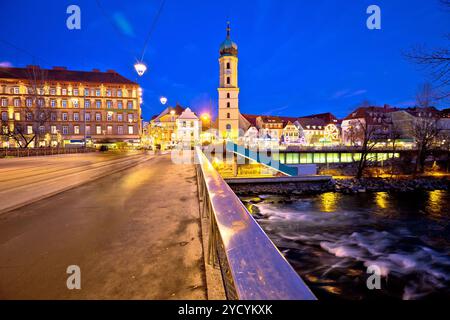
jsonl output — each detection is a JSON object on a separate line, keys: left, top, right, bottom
{"left": 0, "top": 154, "right": 206, "bottom": 299}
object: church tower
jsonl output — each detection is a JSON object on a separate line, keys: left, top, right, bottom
{"left": 218, "top": 22, "right": 240, "bottom": 140}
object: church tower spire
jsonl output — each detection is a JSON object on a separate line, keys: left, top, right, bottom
{"left": 218, "top": 22, "right": 240, "bottom": 140}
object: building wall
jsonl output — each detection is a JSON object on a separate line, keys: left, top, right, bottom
{"left": 218, "top": 55, "right": 240, "bottom": 139}
{"left": 0, "top": 77, "right": 141, "bottom": 147}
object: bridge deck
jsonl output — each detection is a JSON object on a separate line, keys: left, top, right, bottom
{"left": 0, "top": 154, "right": 207, "bottom": 299}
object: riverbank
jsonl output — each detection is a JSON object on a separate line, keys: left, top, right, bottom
{"left": 229, "top": 176, "right": 450, "bottom": 196}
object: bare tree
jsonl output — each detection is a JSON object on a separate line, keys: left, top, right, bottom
{"left": 416, "top": 83, "right": 438, "bottom": 108}
{"left": 412, "top": 117, "right": 441, "bottom": 173}
{"left": 353, "top": 118, "right": 379, "bottom": 179}
{"left": 1, "top": 66, "right": 52, "bottom": 148}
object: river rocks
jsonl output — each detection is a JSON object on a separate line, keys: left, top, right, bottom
{"left": 229, "top": 177, "right": 450, "bottom": 195}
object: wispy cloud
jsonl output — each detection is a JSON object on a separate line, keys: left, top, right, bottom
{"left": 263, "top": 105, "right": 289, "bottom": 116}
{"left": 0, "top": 61, "right": 13, "bottom": 67}
{"left": 332, "top": 89, "right": 367, "bottom": 99}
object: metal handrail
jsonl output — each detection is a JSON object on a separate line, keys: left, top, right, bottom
{"left": 195, "top": 147, "right": 316, "bottom": 300}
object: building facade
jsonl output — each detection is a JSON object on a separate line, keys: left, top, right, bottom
{"left": 0, "top": 65, "right": 142, "bottom": 147}
{"left": 176, "top": 107, "right": 201, "bottom": 146}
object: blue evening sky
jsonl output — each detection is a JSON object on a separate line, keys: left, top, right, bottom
{"left": 0, "top": 0, "right": 448, "bottom": 120}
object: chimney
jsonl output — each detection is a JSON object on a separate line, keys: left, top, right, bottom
{"left": 106, "top": 69, "right": 116, "bottom": 73}
{"left": 52, "top": 66, "right": 67, "bottom": 70}
{"left": 92, "top": 68, "right": 100, "bottom": 72}
{"left": 26, "top": 65, "right": 40, "bottom": 69}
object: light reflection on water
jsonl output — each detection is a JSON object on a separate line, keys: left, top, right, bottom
{"left": 246, "top": 190, "right": 450, "bottom": 300}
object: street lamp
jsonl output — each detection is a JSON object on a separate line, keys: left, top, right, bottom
{"left": 160, "top": 96, "right": 167, "bottom": 105}
{"left": 134, "top": 62, "right": 147, "bottom": 76}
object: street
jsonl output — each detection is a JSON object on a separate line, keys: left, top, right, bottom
{"left": 0, "top": 154, "right": 206, "bottom": 299}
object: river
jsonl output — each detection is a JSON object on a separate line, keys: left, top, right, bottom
{"left": 242, "top": 190, "right": 450, "bottom": 300}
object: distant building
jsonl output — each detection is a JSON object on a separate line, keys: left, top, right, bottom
{"left": 0, "top": 65, "right": 142, "bottom": 147}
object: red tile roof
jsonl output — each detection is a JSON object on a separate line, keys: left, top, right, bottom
{"left": 0, "top": 66, "right": 137, "bottom": 85}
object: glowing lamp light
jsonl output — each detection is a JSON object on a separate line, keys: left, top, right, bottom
{"left": 201, "top": 113, "right": 210, "bottom": 121}
{"left": 134, "top": 62, "right": 147, "bottom": 76}
{"left": 160, "top": 96, "right": 168, "bottom": 105}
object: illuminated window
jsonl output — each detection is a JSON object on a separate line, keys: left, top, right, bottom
{"left": 128, "top": 125, "right": 133, "bottom": 134}
{"left": 74, "top": 125, "right": 80, "bottom": 134}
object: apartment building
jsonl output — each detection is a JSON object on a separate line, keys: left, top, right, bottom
{"left": 0, "top": 65, "right": 142, "bottom": 147}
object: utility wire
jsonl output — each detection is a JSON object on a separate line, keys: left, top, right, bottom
{"left": 139, "top": 0, "right": 167, "bottom": 62}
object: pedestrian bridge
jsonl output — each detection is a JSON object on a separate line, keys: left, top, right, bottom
{"left": 195, "top": 146, "right": 315, "bottom": 300}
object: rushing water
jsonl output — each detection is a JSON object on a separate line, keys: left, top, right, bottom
{"left": 243, "top": 190, "right": 450, "bottom": 300}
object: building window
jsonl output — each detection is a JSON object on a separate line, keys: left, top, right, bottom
{"left": 118, "top": 125, "right": 123, "bottom": 134}
{"left": 226, "top": 62, "right": 231, "bottom": 69}
{"left": 1, "top": 98, "right": 7, "bottom": 107}
{"left": 50, "top": 88, "right": 56, "bottom": 95}
{"left": 227, "top": 93, "right": 230, "bottom": 98}
{"left": 72, "top": 99, "right": 79, "bottom": 108}
{"left": 62, "top": 88, "right": 67, "bottom": 95}
{"left": 14, "top": 112, "right": 20, "bottom": 121}
{"left": 62, "top": 126, "right": 69, "bottom": 135}
{"left": 62, "top": 100, "right": 68, "bottom": 108}
{"left": 226, "top": 77, "right": 230, "bottom": 84}
{"left": 74, "top": 125, "right": 80, "bottom": 134}
{"left": 117, "top": 101, "right": 123, "bottom": 109}
{"left": 107, "top": 125, "right": 113, "bottom": 134}
{"left": 127, "top": 101, "right": 133, "bottom": 109}
{"left": 73, "top": 112, "right": 79, "bottom": 121}
{"left": 127, "top": 114, "right": 133, "bottom": 122}
{"left": 107, "top": 113, "right": 112, "bottom": 121}
{"left": 27, "top": 125, "right": 33, "bottom": 134}
{"left": 86, "top": 125, "right": 91, "bottom": 135}
{"left": 85, "top": 113, "right": 91, "bottom": 121}
{"left": 117, "top": 89, "right": 122, "bottom": 97}
{"left": 227, "top": 102, "right": 230, "bottom": 108}
{"left": 51, "top": 113, "right": 56, "bottom": 121}
{"left": 51, "top": 126, "right": 57, "bottom": 134}
{"left": 84, "top": 88, "right": 89, "bottom": 96}
{"left": 73, "top": 88, "right": 79, "bottom": 96}
{"left": 227, "top": 113, "right": 230, "bottom": 119}
{"left": 95, "top": 113, "right": 101, "bottom": 121}
{"left": 13, "top": 98, "right": 21, "bottom": 107}
{"left": 96, "top": 89, "right": 101, "bottom": 96}
{"left": 96, "top": 100, "right": 101, "bottom": 109}
{"left": 85, "top": 100, "right": 91, "bottom": 108}
{"left": 226, "top": 124, "right": 231, "bottom": 131}
{"left": 62, "top": 113, "right": 68, "bottom": 121}
{"left": 1, "top": 112, "right": 7, "bottom": 121}
{"left": 117, "top": 113, "right": 123, "bottom": 122}
{"left": 96, "top": 125, "right": 102, "bottom": 134}
{"left": 106, "top": 101, "right": 112, "bottom": 109}
{"left": 50, "top": 99, "right": 56, "bottom": 108}
{"left": 128, "top": 125, "right": 133, "bottom": 134}
{"left": 106, "top": 89, "right": 111, "bottom": 97}
{"left": 13, "top": 87, "right": 19, "bottom": 94}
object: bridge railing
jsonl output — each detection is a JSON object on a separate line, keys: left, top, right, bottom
{"left": 195, "top": 147, "right": 316, "bottom": 300}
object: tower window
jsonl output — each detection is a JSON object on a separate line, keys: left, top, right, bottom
{"left": 227, "top": 102, "right": 230, "bottom": 108}
{"left": 227, "top": 77, "right": 230, "bottom": 85}
{"left": 226, "top": 62, "right": 230, "bottom": 70}
{"left": 227, "top": 93, "right": 230, "bottom": 98}
{"left": 226, "top": 124, "right": 231, "bottom": 131}
{"left": 227, "top": 113, "right": 230, "bottom": 119}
